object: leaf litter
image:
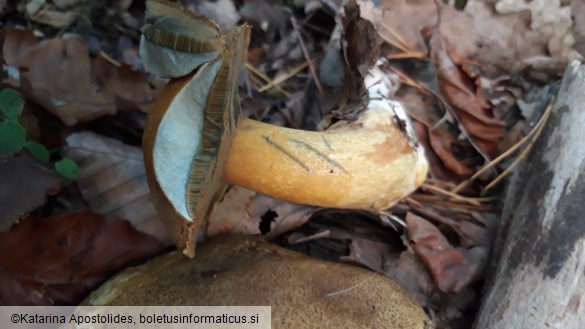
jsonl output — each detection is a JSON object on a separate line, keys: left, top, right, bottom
{"left": 63, "top": 131, "right": 171, "bottom": 244}
{"left": 0, "top": 0, "right": 578, "bottom": 327}
{"left": 3, "top": 29, "right": 158, "bottom": 125}
{"left": 0, "top": 211, "right": 163, "bottom": 305}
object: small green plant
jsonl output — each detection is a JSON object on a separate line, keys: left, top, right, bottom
{"left": 0, "top": 89, "right": 78, "bottom": 179}
{"left": 442, "top": 0, "right": 467, "bottom": 10}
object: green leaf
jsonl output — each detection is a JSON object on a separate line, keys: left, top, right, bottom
{"left": 0, "top": 121, "right": 27, "bottom": 156}
{"left": 0, "top": 89, "right": 25, "bottom": 120}
{"left": 55, "top": 158, "right": 78, "bottom": 180}
{"left": 25, "top": 141, "right": 50, "bottom": 163}
{"left": 455, "top": 0, "right": 467, "bottom": 10}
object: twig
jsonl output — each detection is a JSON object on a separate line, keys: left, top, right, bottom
{"left": 484, "top": 100, "right": 554, "bottom": 191}
{"left": 258, "top": 57, "right": 320, "bottom": 92}
{"left": 326, "top": 276, "right": 374, "bottom": 297}
{"left": 404, "top": 193, "right": 502, "bottom": 212}
{"left": 421, "top": 182, "right": 482, "bottom": 206}
{"left": 289, "top": 230, "right": 330, "bottom": 244}
{"left": 410, "top": 194, "right": 500, "bottom": 212}
{"left": 388, "top": 65, "right": 456, "bottom": 131}
{"left": 290, "top": 17, "right": 324, "bottom": 94}
{"left": 452, "top": 99, "right": 555, "bottom": 193}
{"left": 386, "top": 51, "right": 427, "bottom": 60}
{"left": 375, "top": 17, "right": 413, "bottom": 54}
{"left": 379, "top": 210, "right": 406, "bottom": 228}
{"left": 244, "top": 62, "right": 291, "bottom": 97}
{"left": 99, "top": 51, "right": 121, "bottom": 67}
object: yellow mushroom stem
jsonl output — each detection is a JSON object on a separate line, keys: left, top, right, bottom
{"left": 224, "top": 109, "right": 428, "bottom": 211}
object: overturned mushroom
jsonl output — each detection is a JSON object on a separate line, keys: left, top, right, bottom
{"left": 141, "top": 0, "right": 429, "bottom": 257}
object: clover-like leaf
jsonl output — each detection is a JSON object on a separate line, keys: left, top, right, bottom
{"left": 0, "top": 121, "right": 27, "bottom": 156}
{"left": 25, "top": 141, "right": 50, "bottom": 163}
{"left": 0, "top": 89, "right": 24, "bottom": 120}
{"left": 54, "top": 158, "right": 78, "bottom": 180}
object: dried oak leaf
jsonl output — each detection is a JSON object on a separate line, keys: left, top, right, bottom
{"left": 429, "top": 16, "right": 505, "bottom": 159}
{"left": 415, "top": 208, "right": 491, "bottom": 248}
{"left": 412, "top": 119, "right": 467, "bottom": 182}
{"left": 0, "top": 211, "right": 163, "bottom": 305}
{"left": 466, "top": 0, "right": 583, "bottom": 74}
{"left": 64, "top": 132, "right": 171, "bottom": 244}
{"left": 406, "top": 212, "right": 480, "bottom": 293}
{"left": 428, "top": 127, "right": 474, "bottom": 177}
{"left": 207, "top": 186, "right": 316, "bottom": 239}
{"left": 0, "top": 153, "right": 63, "bottom": 232}
{"left": 2, "top": 29, "right": 157, "bottom": 126}
{"left": 359, "top": 0, "right": 478, "bottom": 59}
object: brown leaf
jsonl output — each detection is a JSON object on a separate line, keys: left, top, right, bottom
{"left": 0, "top": 211, "right": 163, "bottom": 305}
{"left": 412, "top": 207, "right": 491, "bottom": 248}
{"left": 341, "top": 238, "right": 396, "bottom": 274}
{"left": 93, "top": 56, "right": 157, "bottom": 113}
{"left": 359, "top": 0, "right": 435, "bottom": 54}
{"left": 387, "top": 251, "right": 435, "bottom": 307}
{"left": 412, "top": 120, "right": 464, "bottom": 182}
{"left": 207, "top": 186, "right": 316, "bottom": 239}
{"left": 429, "top": 10, "right": 505, "bottom": 158}
{"left": 428, "top": 128, "right": 474, "bottom": 177}
{"left": 406, "top": 212, "right": 478, "bottom": 292}
{"left": 64, "top": 132, "right": 171, "bottom": 244}
{"left": 465, "top": 0, "right": 582, "bottom": 74}
{"left": 2, "top": 29, "right": 157, "bottom": 125}
{"left": 397, "top": 88, "right": 470, "bottom": 182}
{"left": 0, "top": 153, "right": 63, "bottom": 232}
{"left": 343, "top": 0, "right": 383, "bottom": 78}
{"left": 359, "top": 0, "right": 478, "bottom": 59}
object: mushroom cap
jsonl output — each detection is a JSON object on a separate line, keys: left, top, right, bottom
{"left": 140, "top": 0, "right": 225, "bottom": 78}
{"left": 84, "top": 235, "right": 434, "bottom": 329}
{"left": 141, "top": 0, "right": 251, "bottom": 257}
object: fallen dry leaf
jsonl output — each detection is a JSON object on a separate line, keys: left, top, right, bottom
{"left": 341, "top": 238, "right": 397, "bottom": 275}
{"left": 0, "top": 211, "right": 163, "bottom": 305}
{"left": 406, "top": 212, "right": 480, "bottom": 293}
{"left": 429, "top": 12, "right": 505, "bottom": 159}
{"left": 207, "top": 186, "right": 317, "bottom": 239}
{"left": 413, "top": 208, "right": 491, "bottom": 248}
{"left": 2, "top": 29, "right": 157, "bottom": 125}
{"left": 0, "top": 153, "right": 63, "bottom": 232}
{"left": 428, "top": 127, "right": 474, "bottom": 177}
{"left": 281, "top": 210, "right": 480, "bottom": 328}
{"left": 26, "top": 1, "right": 83, "bottom": 28}
{"left": 343, "top": 0, "right": 383, "bottom": 79}
{"left": 412, "top": 120, "right": 465, "bottom": 182}
{"left": 359, "top": 0, "right": 478, "bottom": 59}
{"left": 466, "top": 0, "right": 583, "bottom": 74}
{"left": 64, "top": 132, "right": 170, "bottom": 244}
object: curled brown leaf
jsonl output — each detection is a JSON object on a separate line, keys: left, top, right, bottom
{"left": 406, "top": 212, "right": 479, "bottom": 292}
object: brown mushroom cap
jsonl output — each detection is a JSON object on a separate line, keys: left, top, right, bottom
{"left": 84, "top": 235, "right": 433, "bottom": 329}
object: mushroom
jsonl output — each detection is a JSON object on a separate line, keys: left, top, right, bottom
{"left": 83, "top": 235, "right": 434, "bottom": 329}
{"left": 141, "top": 0, "right": 429, "bottom": 257}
